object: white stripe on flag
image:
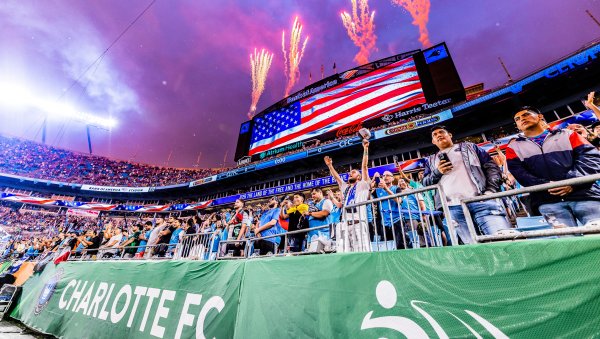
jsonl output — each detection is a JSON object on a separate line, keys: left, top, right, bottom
{"left": 250, "top": 87, "right": 423, "bottom": 150}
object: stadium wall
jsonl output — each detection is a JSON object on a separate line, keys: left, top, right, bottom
{"left": 11, "top": 237, "right": 600, "bottom": 338}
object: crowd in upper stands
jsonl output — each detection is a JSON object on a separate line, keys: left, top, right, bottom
{"left": 0, "top": 135, "right": 223, "bottom": 187}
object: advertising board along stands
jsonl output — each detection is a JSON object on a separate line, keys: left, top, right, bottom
{"left": 9, "top": 237, "right": 600, "bottom": 338}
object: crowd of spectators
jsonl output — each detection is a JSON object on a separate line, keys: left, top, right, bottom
{"left": 2, "top": 93, "right": 600, "bottom": 259}
{"left": 0, "top": 135, "right": 225, "bottom": 187}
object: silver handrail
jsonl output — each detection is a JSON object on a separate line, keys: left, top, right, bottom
{"left": 460, "top": 173, "right": 600, "bottom": 242}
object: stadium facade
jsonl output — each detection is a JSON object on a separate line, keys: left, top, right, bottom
{"left": 2, "top": 41, "right": 600, "bottom": 339}
{"left": 0, "top": 40, "right": 599, "bottom": 212}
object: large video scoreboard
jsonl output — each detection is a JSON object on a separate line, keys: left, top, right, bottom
{"left": 235, "top": 43, "right": 465, "bottom": 161}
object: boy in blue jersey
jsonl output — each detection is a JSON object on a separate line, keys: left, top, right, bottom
{"left": 136, "top": 221, "right": 153, "bottom": 258}
{"left": 167, "top": 218, "right": 184, "bottom": 256}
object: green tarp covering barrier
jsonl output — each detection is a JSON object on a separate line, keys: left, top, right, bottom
{"left": 11, "top": 237, "right": 600, "bottom": 338}
{"left": 0, "top": 261, "right": 12, "bottom": 274}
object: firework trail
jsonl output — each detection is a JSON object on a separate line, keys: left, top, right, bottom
{"left": 391, "top": 0, "right": 432, "bottom": 48}
{"left": 249, "top": 48, "right": 274, "bottom": 119}
{"left": 282, "top": 17, "right": 309, "bottom": 97}
{"left": 341, "top": 0, "right": 377, "bottom": 65}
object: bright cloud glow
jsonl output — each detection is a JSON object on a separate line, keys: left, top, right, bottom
{"left": 0, "top": 82, "right": 117, "bottom": 129}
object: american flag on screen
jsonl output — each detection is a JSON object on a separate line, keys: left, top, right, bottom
{"left": 249, "top": 57, "right": 426, "bottom": 155}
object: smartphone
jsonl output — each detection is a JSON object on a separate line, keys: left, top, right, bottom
{"left": 374, "top": 176, "right": 381, "bottom": 186}
{"left": 438, "top": 153, "right": 450, "bottom": 163}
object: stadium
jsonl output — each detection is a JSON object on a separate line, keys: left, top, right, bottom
{"left": 1, "top": 1, "right": 600, "bottom": 338}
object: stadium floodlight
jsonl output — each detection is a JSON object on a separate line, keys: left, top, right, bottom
{"left": 0, "top": 82, "right": 117, "bottom": 130}
{"left": 45, "top": 101, "right": 117, "bottom": 130}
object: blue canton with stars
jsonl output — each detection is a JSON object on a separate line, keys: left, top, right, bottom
{"left": 251, "top": 101, "right": 301, "bottom": 143}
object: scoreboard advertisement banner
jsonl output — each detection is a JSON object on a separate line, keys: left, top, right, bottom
{"left": 235, "top": 43, "right": 465, "bottom": 160}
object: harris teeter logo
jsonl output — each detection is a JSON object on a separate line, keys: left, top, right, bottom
{"left": 34, "top": 268, "right": 64, "bottom": 315}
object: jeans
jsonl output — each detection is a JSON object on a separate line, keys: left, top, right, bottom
{"left": 448, "top": 200, "right": 511, "bottom": 244}
{"left": 254, "top": 239, "right": 277, "bottom": 255}
{"left": 539, "top": 200, "right": 600, "bottom": 227}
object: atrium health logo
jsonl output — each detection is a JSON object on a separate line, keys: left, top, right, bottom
{"left": 34, "top": 268, "right": 64, "bottom": 315}
{"left": 361, "top": 280, "right": 509, "bottom": 338}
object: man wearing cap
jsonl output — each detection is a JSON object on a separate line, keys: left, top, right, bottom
{"left": 506, "top": 106, "right": 600, "bottom": 227}
{"left": 324, "top": 139, "right": 372, "bottom": 252}
{"left": 252, "top": 196, "right": 282, "bottom": 255}
{"left": 372, "top": 171, "right": 404, "bottom": 249}
{"left": 422, "top": 125, "right": 510, "bottom": 244}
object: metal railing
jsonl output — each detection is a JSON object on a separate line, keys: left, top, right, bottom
{"left": 342, "top": 184, "right": 457, "bottom": 252}
{"left": 214, "top": 225, "right": 333, "bottom": 260}
{"left": 461, "top": 173, "right": 600, "bottom": 242}
{"left": 9, "top": 175, "right": 600, "bottom": 263}
{"left": 66, "top": 243, "right": 175, "bottom": 261}
{"left": 174, "top": 232, "right": 216, "bottom": 260}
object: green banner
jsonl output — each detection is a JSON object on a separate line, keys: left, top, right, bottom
{"left": 12, "top": 237, "right": 600, "bottom": 338}
{"left": 0, "top": 261, "right": 12, "bottom": 274}
{"left": 12, "top": 260, "right": 245, "bottom": 339}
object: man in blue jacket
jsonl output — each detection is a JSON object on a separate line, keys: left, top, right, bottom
{"left": 506, "top": 106, "right": 600, "bottom": 226}
{"left": 422, "top": 125, "right": 510, "bottom": 244}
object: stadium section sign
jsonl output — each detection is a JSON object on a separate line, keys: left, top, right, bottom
{"left": 374, "top": 109, "right": 453, "bottom": 139}
{"left": 12, "top": 238, "right": 600, "bottom": 338}
{"left": 81, "top": 185, "right": 151, "bottom": 193}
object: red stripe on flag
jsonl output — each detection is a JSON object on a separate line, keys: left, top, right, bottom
{"left": 301, "top": 74, "right": 422, "bottom": 125}
{"left": 249, "top": 84, "right": 425, "bottom": 155}
{"left": 301, "top": 66, "right": 418, "bottom": 114}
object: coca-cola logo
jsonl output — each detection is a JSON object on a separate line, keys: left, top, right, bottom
{"left": 336, "top": 123, "right": 363, "bottom": 138}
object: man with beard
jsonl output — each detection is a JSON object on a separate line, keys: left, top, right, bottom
{"left": 252, "top": 196, "right": 282, "bottom": 255}
{"left": 324, "top": 139, "right": 372, "bottom": 252}
{"left": 145, "top": 217, "right": 165, "bottom": 258}
{"left": 225, "top": 199, "right": 251, "bottom": 257}
{"left": 305, "top": 188, "right": 333, "bottom": 241}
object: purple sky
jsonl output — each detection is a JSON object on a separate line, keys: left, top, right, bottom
{"left": 0, "top": 0, "right": 599, "bottom": 168}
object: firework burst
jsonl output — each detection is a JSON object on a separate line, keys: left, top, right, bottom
{"left": 282, "top": 17, "right": 309, "bottom": 97}
{"left": 391, "top": 0, "right": 432, "bottom": 48}
{"left": 341, "top": 0, "right": 377, "bottom": 65}
{"left": 249, "top": 48, "right": 274, "bottom": 119}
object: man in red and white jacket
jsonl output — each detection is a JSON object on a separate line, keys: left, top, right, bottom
{"left": 506, "top": 106, "right": 600, "bottom": 226}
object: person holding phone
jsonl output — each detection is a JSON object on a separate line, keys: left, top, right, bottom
{"left": 422, "top": 125, "right": 510, "bottom": 244}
